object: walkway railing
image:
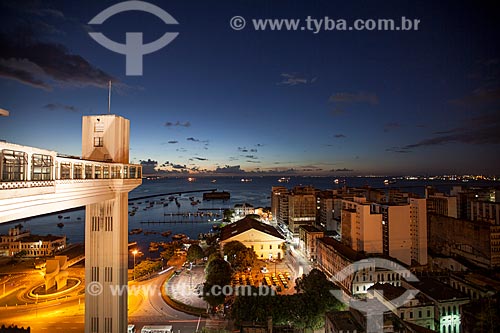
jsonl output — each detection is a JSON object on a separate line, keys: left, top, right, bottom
{"left": 0, "top": 141, "right": 142, "bottom": 190}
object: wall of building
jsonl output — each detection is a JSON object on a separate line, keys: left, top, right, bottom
{"left": 221, "top": 229, "right": 285, "bottom": 260}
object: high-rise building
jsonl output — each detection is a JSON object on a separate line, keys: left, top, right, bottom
{"left": 287, "top": 186, "right": 317, "bottom": 235}
{"left": 427, "top": 193, "right": 458, "bottom": 218}
{"left": 271, "top": 186, "right": 287, "bottom": 223}
{"left": 317, "top": 190, "right": 337, "bottom": 231}
{"left": 341, "top": 197, "right": 383, "bottom": 254}
{"left": 410, "top": 198, "right": 428, "bottom": 265}
{"left": 340, "top": 195, "right": 428, "bottom": 266}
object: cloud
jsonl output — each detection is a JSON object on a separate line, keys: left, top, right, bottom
{"left": 167, "top": 140, "right": 178, "bottom": 144}
{"left": 383, "top": 122, "right": 401, "bottom": 132}
{"left": 450, "top": 88, "right": 500, "bottom": 107}
{"left": 193, "top": 157, "right": 208, "bottom": 161}
{"left": 43, "top": 103, "right": 78, "bottom": 112}
{"left": 277, "top": 73, "right": 316, "bottom": 86}
{"left": 246, "top": 160, "right": 261, "bottom": 163}
{"left": 255, "top": 143, "right": 264, "bottom": 147}
{"left": 329, "top": 92, "right": 379, "bottom": 105}
{"left": 0, "top": 31, "right": 114, "bottom": 90}
{"left": 392, "top": 111, "right": 500, "bottom": 152}
{"left": 164, "top": 121, "right": 191, "bottom": 128}
{"left": 238, "top": 146, "right": 258, "bottom": 153}
{"left": 386, "top": 147, "right": 412, "bottom": 153}
{"left": 334, "top": 168, "right": 354, "bottom": 172}
{"left": 245, "top": 155, "right": 258, "bottom": 159}
{"left": 172, "top": 164, "right": 186, "bottom": 169}
{"left": 334, "top": 134, "right": 346, "bottom": 138}
{"left": 186, "top": 137, "right": 200, "bottom": 142}
{"left": 214, "top": 165, "right": 245, "bottom": 174}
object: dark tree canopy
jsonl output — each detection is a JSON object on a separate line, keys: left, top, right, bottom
{"left": 231, "top": 268, "right": 343, "bottom": 329}
{"left": 186, "top": 244, "right": 204, "bottom": 263}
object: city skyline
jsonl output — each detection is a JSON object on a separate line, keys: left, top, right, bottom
{"left": 1, "top": 1, "right": 500, "bottom": 176}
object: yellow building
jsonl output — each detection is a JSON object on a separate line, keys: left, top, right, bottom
{"left": 220, "top": 217, "right": 285, "bottom": 260}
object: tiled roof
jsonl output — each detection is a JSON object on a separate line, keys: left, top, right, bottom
{"left": 220, "top": 217, "right": 284, "bottom": 241}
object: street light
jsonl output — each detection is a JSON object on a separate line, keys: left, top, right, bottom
{"left": 132, "top": 249, "right": 138, "bottom": 280}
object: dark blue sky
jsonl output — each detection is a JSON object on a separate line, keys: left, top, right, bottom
{"left": 1, "top": 0, "right": 499, "bottom": 175}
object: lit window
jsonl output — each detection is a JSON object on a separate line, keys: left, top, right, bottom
{"left": 94, "top": 137, "right": 104, "bottom": 147}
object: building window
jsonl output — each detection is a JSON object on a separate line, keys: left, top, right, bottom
{"left": 94, "top": 137, "right": 103, "bottom": 147}
{"left": 418, "top": 310, "right": 422, "bottom": 318}
{"left": 261, "top": 245, "right": 264, "bottom": 250}
{"left": 60, "top": 162, "right": 71, "bottom": 179}
{"left": 427, "top": 309, "right": 431, "bottom": 317}
{"left": 409, "top": 311, "right": 413, "bottom": 319}
{"left": 94, "top": 165, "right": 102, "bottom": 179}
{"left": 85, "top": 164, "right": 93, "bottom": 179}
{"left": 103, "top": 166, "right": 109, "bottom": 178}
{"left": 269, "top": 245, "right": 272, "bottom": 250}
{"left": 31, "top": 154, "right": 53, "bottom": 180}
{"left": 1, "top": 149, "right": 27, "bottom": 181}
{"left": 111, "top": 166, "right": 121, "bottom": 179}
{"left": 73, "top": 163, "right": 83, "bottom": 179}
{"left": 129, "top": 166, "right": 137, "bottom": 178}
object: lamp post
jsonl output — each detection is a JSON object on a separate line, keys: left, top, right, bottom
{"left": 132, "top": 249, "right": 138, "bottom": 280}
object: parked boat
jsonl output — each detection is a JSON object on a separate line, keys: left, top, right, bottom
{"left": 129, "top": 228, "right": 143, "bottom": 235}
{"left": 203, "top": 191, "right": 230, "bottom": 201}
{"left": 161, "top": 231, "right": 172, "bottom": 237}
{"left": 57, "top": 223, "right": 64, "bottom": 228}
{"left": 172, "top": 233, "right": 187, "bottom": 240}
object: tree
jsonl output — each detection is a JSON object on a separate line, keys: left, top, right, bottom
{"left": 231, "top": 269, "right": 343, "bottom": 330}
{"left": 223, "top": 209, "right": 234, "bottom": 222}
{"left": 223, "top": 241, "right": 247, "bottom": 259}
{"left": 134, "top": 259, "right": 162, "bottom": 278}
{"left": 14, "top": 250, "right": 27, "bottom": 259}
{"left": 223, "top": 241, "right": 257, "bottom": 270}
{"left": 203, "top": 258, "right": 232, "bottom": 306}
{"left": 160, "top": 242, "right": 181, "bottom": 262}
{"left": 186, "top": 244, "right": 204, "bottom": 263}
{"left": 232, "top": 247, "right": 257, "bottom": 271}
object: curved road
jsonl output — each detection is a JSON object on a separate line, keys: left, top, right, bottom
{"left": 0, "top": 268, "right": 206, "bottom": 332}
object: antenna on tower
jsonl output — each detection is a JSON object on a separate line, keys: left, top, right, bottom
{"left": 108, "top": 80, "right": 112, "bottom": 114}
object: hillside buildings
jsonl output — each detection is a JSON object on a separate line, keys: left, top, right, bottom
{"left": 0, "top": 226, "right": 66, "bottom": 257}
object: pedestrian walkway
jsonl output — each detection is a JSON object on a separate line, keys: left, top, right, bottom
{"left": 165, "top": 266, "right": 207, "bottom": 310}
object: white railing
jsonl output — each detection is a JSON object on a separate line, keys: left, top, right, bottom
{"left": 0, "top": 142, "right": 142, "bottom": 189}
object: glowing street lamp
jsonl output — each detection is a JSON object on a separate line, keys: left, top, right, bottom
{"left": 132, "top": 249, "right": 138, "bottom": 280}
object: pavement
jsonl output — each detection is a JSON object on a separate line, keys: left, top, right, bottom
{"left": 165, "top": 266, "right": 208, "bottom": 310}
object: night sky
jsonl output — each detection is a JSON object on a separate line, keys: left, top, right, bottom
{"left": 1, "top": 0, "right": 499, "bottom": 175}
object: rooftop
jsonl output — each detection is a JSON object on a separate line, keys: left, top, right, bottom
{"left": 220, "top": 217, "right": 284, "bottom": 241}
{"left": 325, "top": 311, "right": 364, "bottom": 332}
{"left": 409, "top": 278, "right": 468, "bottom": 302}
{"left": 20, "top": 234, "right": 65, "bottom": 242}
{"left": 299, "top": 225, "right": 323, "bottom": 233}
{"left": 317, "top": 237, "right": 366, "bottom": 262}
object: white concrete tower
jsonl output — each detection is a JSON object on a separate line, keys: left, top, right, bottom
{"left": 83, "top": 115, "right": 140, "bottom": 333}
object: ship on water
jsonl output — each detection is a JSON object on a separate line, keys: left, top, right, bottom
{"left": 203, "top": 190, "right": 230, "bottom": 201}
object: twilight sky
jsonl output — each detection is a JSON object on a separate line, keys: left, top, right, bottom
{"left": 0, "top": 0, "right": 499, "bottom": 176}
